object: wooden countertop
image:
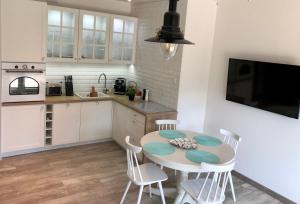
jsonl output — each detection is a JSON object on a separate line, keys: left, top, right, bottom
{"left": 2, "top": 94, "right": 177, "bottom": 116}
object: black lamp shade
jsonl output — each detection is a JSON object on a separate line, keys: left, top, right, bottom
{"left": 145, "top": 0, "right": 194, "bottom": 45}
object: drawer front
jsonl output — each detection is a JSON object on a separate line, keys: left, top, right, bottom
{"left": 127, "top": 109, "right": 145, "bottom": 124}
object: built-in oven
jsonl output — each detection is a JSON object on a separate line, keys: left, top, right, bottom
{"left": 1, "top": 62, "right": 46, "bottom": 103}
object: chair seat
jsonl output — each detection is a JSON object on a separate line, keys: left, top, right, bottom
{"left": 128, "top": 163, "right": 168, "bottom": 185}
{"left": 181, "top": 178, "right": 225, "bottom": 204}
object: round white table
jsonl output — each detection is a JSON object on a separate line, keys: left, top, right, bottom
{"left": 140, "top": 130, "right": 235, "bottom": 204}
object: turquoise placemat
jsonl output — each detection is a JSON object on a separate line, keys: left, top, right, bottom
{"left": 186, "top": 150, "right": 220, "bottom": 164}
{"left": 159, "top": 130, "right": 186, "bottom": 139}
{"left": 143, "top": 142, "right": 176, "bottom": 156}
{"left": 194, "top": 135, "right": 222, "bottom": 147}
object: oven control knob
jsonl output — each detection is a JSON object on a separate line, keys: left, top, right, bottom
{"left": 31, "top": 66, "right": 35, "bottom": 69}
{"left": 22, "top": 64, "right": 28, "bottom": 69}
{"left": 14, "top": 65, "right": 19, "bottom": 69}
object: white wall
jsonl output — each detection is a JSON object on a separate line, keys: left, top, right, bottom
{"left": 177, "top": 0, "right": 217, "bottom": 132}
{"left": 38, "top": 0, "right": 131, "bottom": 15}
{"left": 204, "top": 0, "right": 300, "bottom": 202}
{"left": 130, "top": 0, "right": 187, "bottom": 109}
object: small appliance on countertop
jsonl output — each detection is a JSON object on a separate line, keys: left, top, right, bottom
{"left": 114, "top": 78, "right": 126, "bottom": 95}
{"left": 46, "top": 82, "right": 62, "bottom": 96}
{"left": 143, "top": 89, "right": 149, "bottom": 101}
{"left": 65, "top": 75, "right": 74, "bottom": 96}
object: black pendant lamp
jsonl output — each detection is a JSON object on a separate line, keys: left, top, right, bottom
{"left": 145, "top": 0, "right": 194, "bottom": 60}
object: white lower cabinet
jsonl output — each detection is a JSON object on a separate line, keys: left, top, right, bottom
{"left": 1, "top": 105, "right": 45, "bottom": 153}
{"left": 52, "top": 103, "right": 81, "bottom": 145}
{"left": 80, "top": 101, "right": 112, "bottom": 142}
{"left": 112, "top": 102, "right": 145, "bottom": 149}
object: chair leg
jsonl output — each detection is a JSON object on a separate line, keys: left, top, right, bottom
{"left": 137, "top": 185, "right": 144, "bottom": 204}
{"left": 180, "top": 192, "right": 187, "bottom": 204}
{"left": 149, "top": 184, "right": 152, "bottom": 198}
{"left": 158, "top": 182, "right": 166, "bottom": 204}
{"left": 229, "top": 172, "right": 236, "bottom": 202}
{"left": 120, "top": 181, "right": 132, "bottom": 204}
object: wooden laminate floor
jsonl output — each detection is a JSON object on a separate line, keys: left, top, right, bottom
{"left": 0, "top": 142, "right": 281, "bottom": 204}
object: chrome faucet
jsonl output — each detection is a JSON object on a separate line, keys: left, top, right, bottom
{"left": 98, "top": 73, "right": 108, "bottom": 94}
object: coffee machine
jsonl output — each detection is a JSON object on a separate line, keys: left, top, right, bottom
{"left": 114, "top": 78, "right": 126, "bottom": 95}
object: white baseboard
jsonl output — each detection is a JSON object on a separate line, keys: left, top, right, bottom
{"left": 1, "top": 138, "right": 113, "bottom": 158}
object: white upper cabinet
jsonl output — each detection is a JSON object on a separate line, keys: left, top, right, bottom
{"left": 1, "top": 0, "right": 47, "bottom": 63}
{"left": 46, "top": 6, "right": 137, "bottom": 65}
{"left": 109, "top": 15, "right": 137, "bottom": 64}
{"left": 47, "top": 6, "right": 79, "bottom": 63}
{"left": 78, "top": 11, "right": 110, "bottom": 63}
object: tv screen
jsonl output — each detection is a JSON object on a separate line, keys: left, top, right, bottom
{"left": 226, "top": 58, "right": 300, "bottom": 119}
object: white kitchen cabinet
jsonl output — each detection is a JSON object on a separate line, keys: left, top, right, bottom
{"left": 1, "top": 0, "right": 47, "bottom": 63}
{"left": 78, "top": 10, "right": 110, "bottom": 63}
{"left": 1, "top": 105, "right": 45, "bottom": 153}
{"left": 47, "top": 6, "right": 79, "bottom": 63}
{"left": 109, "top": 15, "right": 137, "bottom": 64}
{"left": 52, "top": 103, "right": 81, "bottom": 145}
{"left": 80, "top": 101, "right": 112, "bottom": 142}
{"left": 112, "top": 102, "right": 129, "bottom": 149}
{"left": 112, "top": 102, "right": 145, "bottom": 149}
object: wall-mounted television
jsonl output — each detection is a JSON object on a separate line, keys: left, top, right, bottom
{"left": 226, "top": 58, "right": 300, "bottom": 119}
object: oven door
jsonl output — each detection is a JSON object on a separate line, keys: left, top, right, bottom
{"left": 2, "top": 70, "right": 46, "bottom": 102}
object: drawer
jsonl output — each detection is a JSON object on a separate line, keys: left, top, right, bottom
{"left": 127, "top": 109, "right": 145, "bottom": 124}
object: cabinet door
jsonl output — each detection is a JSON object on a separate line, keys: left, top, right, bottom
{"left": 1, "top": 0, "right": 47, "bottom": 63}
{"left": 78, "top": 11, "right": 110, "bottom": 63}
{"left": 109, "top": 15, "right": 137, "bottom": 64}
{"left": 52, "top": 103, "right": 81, "bottom": 145}
{"left": 1, "top": 105, "right": 45, "bottom": 153}
{"left": 127, "top": 119, "right": 145, "bottom": 147}
{"left": 112, "top": 102, "right": 129, "bottom": 149}
{"left": 80, "top": 101, "right": 112, "bottom": 142}
{"left": 47, "top": 6, "right": 79, "bottom": 63}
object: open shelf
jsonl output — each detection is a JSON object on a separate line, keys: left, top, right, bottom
{"left": 45, "top": 105, "right": 53, "bottom": 146}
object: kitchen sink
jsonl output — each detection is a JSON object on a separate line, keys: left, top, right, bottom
{"left": 75, "top": 92, "right": 110, "bottom": 99}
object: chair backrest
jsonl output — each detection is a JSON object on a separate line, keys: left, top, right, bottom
{"left": 156, "top": 119, "right": 179, "bottom": 130}
{"left": 197, "top": 161, "right": 235, "bottom": 203}
{"left": 220, "top": 129, "right": 242, "bottom": 153}
{"left": 125, "top": 136, "right": 143, "bottom": 183}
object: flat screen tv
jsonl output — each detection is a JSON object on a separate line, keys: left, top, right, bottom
{"left": 226, "top": 58, "right": 300, "bottom": 119}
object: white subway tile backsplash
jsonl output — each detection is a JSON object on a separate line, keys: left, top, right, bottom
{"left": 46, "top": 63, "right": 129, "bottom": 94}
{"left": 131, "top": 0, "right": 187, "bottom": 109}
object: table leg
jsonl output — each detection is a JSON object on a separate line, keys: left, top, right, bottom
{"left": 174, "top": 171, "right": 189, "bottom": 204}
{"left": 144, "top": 171, "right": 195, "bottom": 204}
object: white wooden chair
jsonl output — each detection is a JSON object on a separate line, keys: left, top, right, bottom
{"left": 220, "top": 128, "right": 242, "bottom": 202}
{"left": 120, "top": 136, "right": 168, "bottom": 204}
{"left": 156, "top": 119, "right": 179, "bottom": 131}
{"left": 180, "top": 161, "right": 236, "bottom": 204}
{"left": 155, "top": 119, "right": 179, "bottom": 174}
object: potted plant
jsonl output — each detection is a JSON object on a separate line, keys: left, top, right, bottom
{"left": 127, "top": 86, "right": 136, "bottom": 101}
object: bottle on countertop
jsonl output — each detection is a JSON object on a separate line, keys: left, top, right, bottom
{"left": 143, "top": 89, "right": 149, "bottom": 101}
